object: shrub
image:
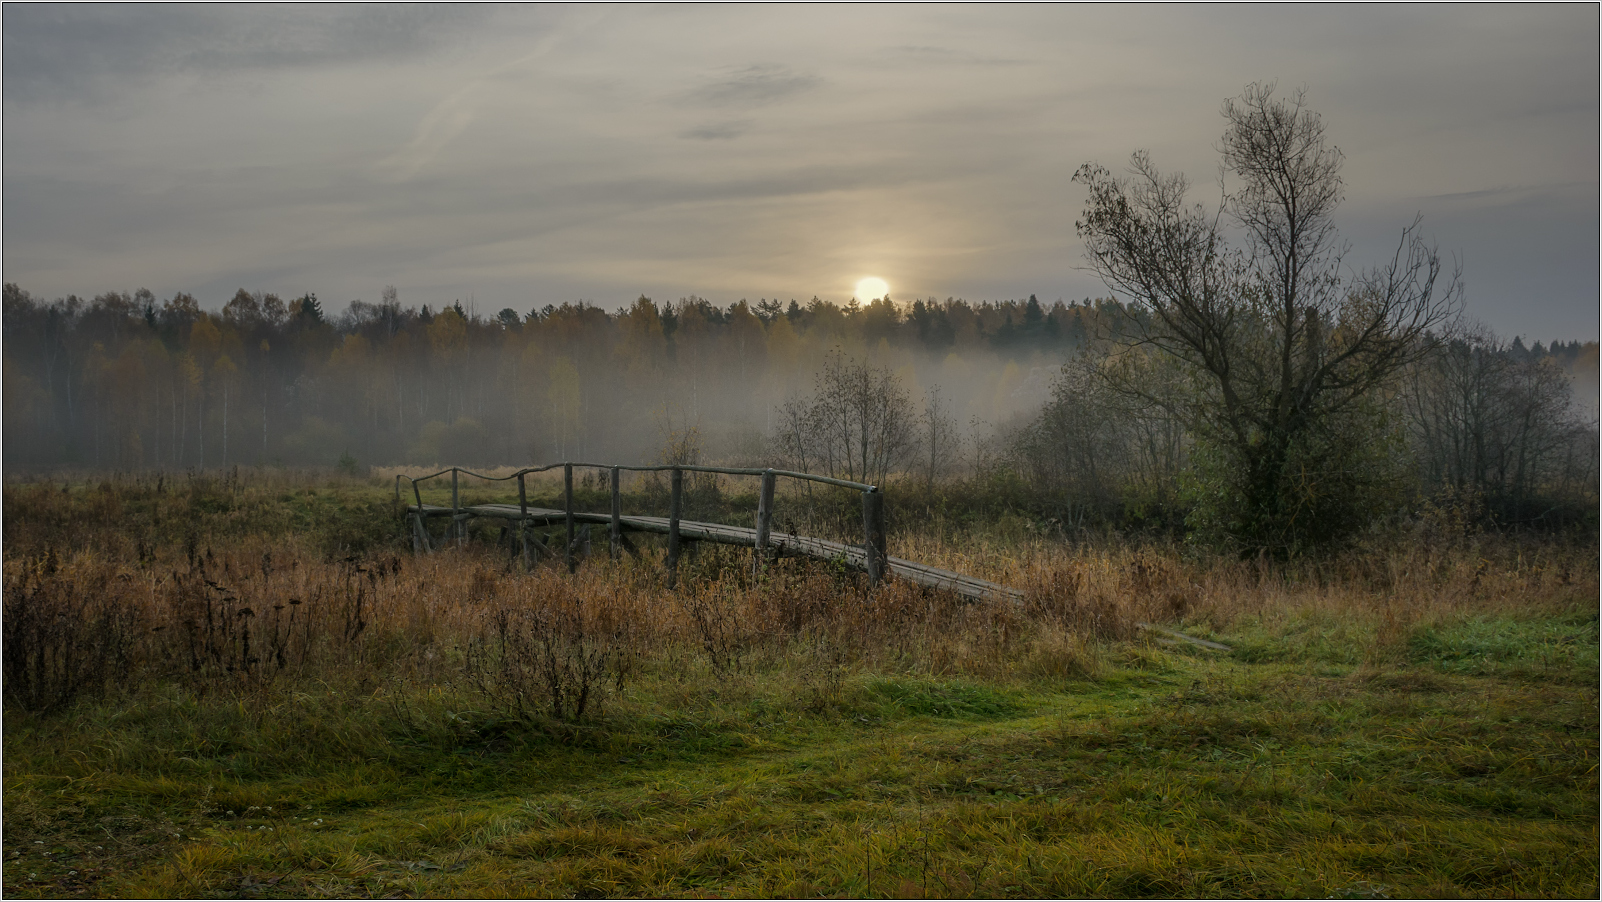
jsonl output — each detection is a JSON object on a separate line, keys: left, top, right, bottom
{"left": 2, "top": 551, "right": 137, "bottom": 714}
{"left": 464, "top": 593, "right": 630, "bottom": 723}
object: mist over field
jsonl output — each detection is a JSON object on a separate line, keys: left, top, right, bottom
{"left": 5, "top": 279, "right": 1596, "bottom": 544}
{"left": 2, "top": 287, "right": 1079, "bottom": 470}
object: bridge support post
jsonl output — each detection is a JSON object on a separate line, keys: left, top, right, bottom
{"left": 519, "top": 471, "right": 531, "bottom": 571}
{"left": 414, "top": 512, "right": 433, "bottom": 554}
{"left": 564, "top": 463, "right": 576, "bottom": 574}
{"left": 667, "top": 467, "right": 684, "bottom": 588}
{"left": 609, "top": 467, "right": 622, "bottom": 563}
{"left": 451, "top": 468, "right": 461, "bottom": 547}
{"left": 754, "top": 469, "right": 776, "bottom": 577}
{"left": 862, "top": 488, "right": 886, "bottom": 586}
{"left": 411, "top": 480, "right": 430, "bottom": 554}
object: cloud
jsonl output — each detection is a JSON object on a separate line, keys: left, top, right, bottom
{"left": 374, "top": 83, "right": 485, "bottom": 182}
{"left": 372, "top": 10, "right": 589, "bottom": 182}
{"left": 1423, "top": 184, "right": 1585, "bottom": 204}
{"left": 680, "top": 121, "right": 751, "bottom": 141}
{"left": 887, "top": 44, "right": 1027, "bottom": 67}
{"left": 687, "top": 65, "right": 820, "bottom": 108}
{"left": 1, "top": 4, "right": 494, "bottom": 105}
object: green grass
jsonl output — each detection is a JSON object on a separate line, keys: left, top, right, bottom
{"left": 5, "top": 622, "right": 1596, "bottom": 899}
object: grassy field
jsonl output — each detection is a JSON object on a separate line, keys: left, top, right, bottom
{"left": 3, "top": 471, "right": 1597, "bottom": 898}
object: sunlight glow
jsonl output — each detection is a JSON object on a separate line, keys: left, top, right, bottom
{"left": 855, "top": 276, "right": 890, "bottom": 302}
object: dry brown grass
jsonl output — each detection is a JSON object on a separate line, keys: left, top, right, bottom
{"left": 5, "top": 497, "right": 1592, "bottom": 720}
{"left": 4, "top": 470, "right": 1594, "bottom": 722}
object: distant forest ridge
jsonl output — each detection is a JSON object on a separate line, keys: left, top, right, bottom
{"left": 3, "top": 283, "right": 1596, "bottom": 477}
{"left": 3, "top": 284, "right": 1151, "bottom": 471}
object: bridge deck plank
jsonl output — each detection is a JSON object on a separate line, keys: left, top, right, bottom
{"left": 410, "top": 503, "right": 1022, "bottom": 603}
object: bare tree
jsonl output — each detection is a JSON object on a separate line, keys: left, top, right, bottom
{"left": 1074, "top": 83, "right": 1461, "bottom": 551}
{"left": 775, "top": 350, "right": 915, "bottom": 488}
{"left": 817, "top": 350, "right": 916, "bottom": 487}
{"left": 967, "top": 415, "right": 996, "bottom": 480}
{"left": 918, "top": 384, "right": 961, "bottom": 492}
{"left": 1013, "top": 347, "right": 1187, "bottom": 527}
{"left": 1012, "top": 354, "right": 1122, "bottom": 521}
{"left": 772, "top": 396, "right": 817, "bottom": 477}
{"left": 1404, "top": 326, "right": 1598, "bottom": 521}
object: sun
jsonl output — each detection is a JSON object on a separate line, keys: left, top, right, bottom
{"left": 855, "top": 276, "right": 890, "bottom": 302}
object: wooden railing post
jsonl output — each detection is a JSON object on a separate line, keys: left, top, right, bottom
{"left": 862, "top": 488, "right": 886, "bottom": 586}
{"left": 609, "top": 466, "right": 622, "bottom": 562}
{"left": 519, "top": 471, "right": 531, "bottom": 571}
{"left": 667, "top": 467, "right": 684, "bottom": 588}
{"left": 451, "top": 468, "right": 462, "bottom": 547}
{"left": 564, "top": 463, "right": 576, "bottom": 574}
{"left": 754, "top": 469, "right": 776, "bottom": 576}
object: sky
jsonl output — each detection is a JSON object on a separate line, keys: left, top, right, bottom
{"left": 4, "top": 3, "right": 1597, "bottom": 343}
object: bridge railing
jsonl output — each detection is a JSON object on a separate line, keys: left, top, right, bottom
{"left": 396, "top": 463, "right": 886, "bottom": 585}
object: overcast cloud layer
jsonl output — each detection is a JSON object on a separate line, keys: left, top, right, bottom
{"left": 4, "top": 3, "right": 1597, "bottom": 341}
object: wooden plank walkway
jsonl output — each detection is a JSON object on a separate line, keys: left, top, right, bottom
{"left": 412, "top": 503, "right": 1023, "bottom": 604}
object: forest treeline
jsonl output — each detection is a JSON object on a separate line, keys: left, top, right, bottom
{"left": 3, "top": 281, "right": 1596, "bottom": 539}
{"left": 1, "top": 283, "right": 1107, "bottom": 473}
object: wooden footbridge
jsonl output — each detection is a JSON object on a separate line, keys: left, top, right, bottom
{"left": 398, "top": 463, "right": 1024, "bottom": 603}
